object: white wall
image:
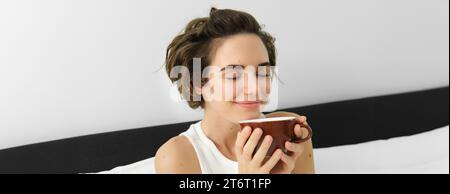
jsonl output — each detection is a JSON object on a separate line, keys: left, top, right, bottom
{"left": 0, "top": 0, "right": 448, "bottom": 150}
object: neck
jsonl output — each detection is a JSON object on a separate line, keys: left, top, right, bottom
{"left": 200, "top": 109, "right": 241, "bottom": 157}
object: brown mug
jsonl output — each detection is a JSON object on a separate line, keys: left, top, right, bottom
{"left": 239, "top": 116, "right": 312, "bottom": 157}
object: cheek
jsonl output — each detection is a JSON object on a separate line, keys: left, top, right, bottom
{"left": 203, "top": 79, "right": 236, "bottom": 102}
{"left": 264, "top": 79, "right": 271, "bottom": 93}
{"left": 221, "top": 80, "right": 237, "bottom": 101}
{"left": 257, "top": 78, "right": 271, "bottom": 99}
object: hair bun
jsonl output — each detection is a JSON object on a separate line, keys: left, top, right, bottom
{"left": 185, "top": 18, "right": 208, "bottom": 34}
{"left": 210, "top": 7, "right": 218, "bottom": 14}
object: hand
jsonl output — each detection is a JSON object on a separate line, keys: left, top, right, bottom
{"left": 235, "top": 126, "right": 283, "bottom": 174}
{"left": 271, "top": 116, "right": 311, "bottom": 174}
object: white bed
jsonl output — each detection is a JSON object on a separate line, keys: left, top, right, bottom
{"left": 97, "top": 125, "right": 449, "bottom": 174}
{"left": 314, "top": 125, "right": 449, "bottom": 174}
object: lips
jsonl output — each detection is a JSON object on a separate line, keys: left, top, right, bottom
{"left": 232, "top": 101, "right": 261, "bottom": 109}
{"left": 233, "top": 101, "right": 260, "bottom": 104}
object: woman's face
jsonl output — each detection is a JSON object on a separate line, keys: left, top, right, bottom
{"left": 201, "top": 33, "right": 272, "bottom": 123}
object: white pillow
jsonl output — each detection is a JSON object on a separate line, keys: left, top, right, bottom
{"left": 94, "top": 157, "right": 155, "bottom": 174}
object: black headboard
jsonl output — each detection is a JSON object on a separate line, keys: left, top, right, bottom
{"left": 0, "top": 87, "right": 448, "bottom": 174}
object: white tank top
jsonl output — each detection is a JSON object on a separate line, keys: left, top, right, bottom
{"left": 180, "top": 114, "right": 265, "bottom": 174}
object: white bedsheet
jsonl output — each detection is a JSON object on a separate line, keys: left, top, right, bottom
{"left": 315, "top": 125, "right": 449, "bottom": 174}
{"left": 96, "top": 125, "right": 449, "bottom": 174}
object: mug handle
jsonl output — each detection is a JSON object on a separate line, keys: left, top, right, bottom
{"left": 290, "top": 121, "right": 313, "bottom": 143}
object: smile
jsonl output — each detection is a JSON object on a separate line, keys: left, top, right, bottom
{"left": 232, "top": 101, "right": 261, "bottom": 109}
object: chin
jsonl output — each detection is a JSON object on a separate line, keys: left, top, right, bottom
{"left": 236, "top": 111, "right": 261, "bottom": 121}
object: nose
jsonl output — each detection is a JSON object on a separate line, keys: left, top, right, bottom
{"left": 243, "top": 71, "right": 258, "bottom": 101}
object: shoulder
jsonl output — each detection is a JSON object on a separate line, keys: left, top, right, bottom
{"left": 155, "top": 135, "right": 201, "bottom": 174}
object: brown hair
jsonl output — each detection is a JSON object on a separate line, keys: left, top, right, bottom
{"left": 165, "top": 7, "right": 276, "bottom": 109}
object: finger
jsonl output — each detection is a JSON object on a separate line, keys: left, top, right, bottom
{"left": 280, "top": 152, "right": 296, "bottom": 167}
{"left": 242, "top": 128, "right": 263, "bottom": 159}
{"left": 296, "top": 116, "right": 309, "bottom": 128}
{"left": 235, "top": 126, "right": 252, "bottom": 154}
{"left": 294, "top": 124, "right": 302, "bottom": 138}
{"left": 296, "top": 116, "right": 307, "bottom": 123}
{"left": 262, "top": 149, "right": 283, "bottom": 172}
{"left": 252, "top": 135, "right": 273, "bottom": 165}
{"left": 301, "top": 127, "right": 310, "bottom": 139}
{"left": 285, "top": 141, "right": 305, "bottom": 155}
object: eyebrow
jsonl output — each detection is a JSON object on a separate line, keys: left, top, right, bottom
{"left": 219, "top": 62, "right": 272, "bottom": 72}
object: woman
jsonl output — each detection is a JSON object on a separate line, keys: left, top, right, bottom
{"left": 155, "top": 7, "right": 314, "bottom": 174}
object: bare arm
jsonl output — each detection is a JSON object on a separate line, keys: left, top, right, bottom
{"left": 155, "top": 136, "right": 202, "bottom": 174}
